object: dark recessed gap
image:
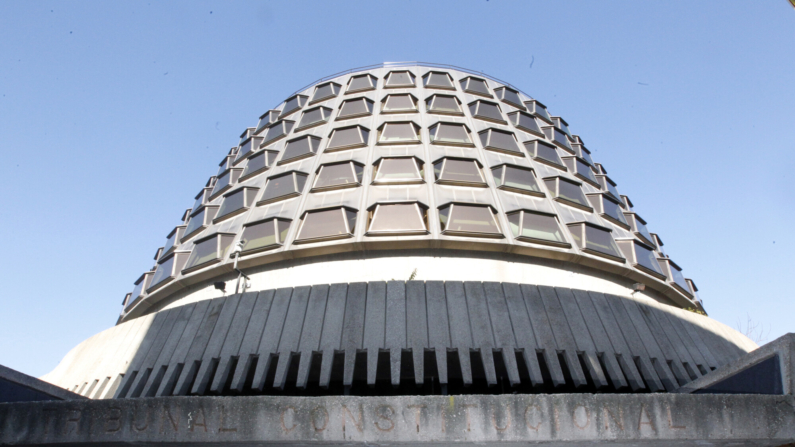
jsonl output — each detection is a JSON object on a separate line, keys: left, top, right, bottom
{"left": 221, "top": 357, "right": 239, "bottom": 394}
{"left": 577, "top": 352, "right": 597, "bottom": 392}
{"left": 241, "top": 356, "right": 259, "bottom": 394}
{"left": 181, "top": 361, "right": 201, "bottom": 396}
{"left": 117, "top": 371, "right": 137, "bottom": 399}
{"left": 146, "top": 365, "right": 168, "bottom": 397}
{"left": 199, "top": 359, "right": 220, "bottom": 395}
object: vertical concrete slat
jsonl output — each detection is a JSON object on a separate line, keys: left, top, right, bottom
{"left": 251, "top": 287, "right": 294, "bottom": 391}
{"left": 191, "top": 294, "right": 244, "bottom": 394}
{"left": 171, "top": 297, "right": 228, "bottom": 396}
{"left": 425, "top": 281, "right": 451, "bottom": 385}
{"left": 501, "top": 283, "right": 544, "bottom": 386}
{"left": 520, "top": 284, "right": 566, "bottom": 387}
{"left": 645, "top": 302, "right": 704, "bottom": 380}
{"left": 553, "top": 288, "right": 609, "bottom": 389}
{"left": 463, "top": 281, "right": 498, "bottom": 386}
{"left": 406, "top": 280, "right": 428, "bottom": 386}
{"left": 127, "top": 308, "right": 183, "bottom": 397}
{"left": 209, "top": 291, "right": 260, "bottom": 393}
{"left": 272, "top": 286, "right": 312, "bottom": 389}
{"left": 385, "top": 280, "right": 407, "bottom": 387}
{"left": 114, "top": 308, "right": 173, "bottom": 398}
{"left": 535, "top": 286, "right": 588, "bottom": 388}
{"left": 634, "top": 300, "right": 693, "bottom": 385}
{"left": 155, "top": 299, "right": 213, "bottom": 397}
{"left": 230, "top": 289, "right": 275, "bottom": 391}
{"left": 318, "top": 283, "right": 347, "bottom": 388}
{"left": 295, "top": 285, "right": 329, "bottom": 389}
{"left": 140, "top": 303, "right": 197, "bottom": 397}
{"left": 341, "top": 282, "right": 367, "bottom": 387}
{"left": 482, "top": 282, "right": 521, "bottom": 386}
{"left": 657, "top": 306, "right": 713, "bottom": 374}
{"left": 445, "top": 281, "right": 473, "bottom": 385}
{"left": 363, "top": 282, "right": 387, "bottom": 386}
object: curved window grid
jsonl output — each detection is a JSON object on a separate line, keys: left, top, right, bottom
{"left": 543, "top": 126, "right": 573, "bottom": 152}
{"left": 507, "top": 210, "right": 569, "bottom": 247}
{"left": 262, "top": 120, "right": 295, "bottom": 146}
{"left": 368, "top": 202, "right": 428, "bottom": 235}
{"left": 425, "top": 94, "right": 462, "bottom": 115}
{"left": 240, "top": 150, "right": 279, "bottom": 180}
{"left": 183, "top": 233, "right": 235, "bottom": 273}
{"left": 433, "top": 158, "right": 485, "bottom": 186}
{"left": 381, "top": 94, "right": 418, "bottom": 113}
{"left": 524, "top": 140, "right": 565, "bottom": 170}
{"left": 338, "top": 97, "right": 374, "bottom": 120}
{"left": 255, "top": 110, "right": 280, "bottom": 135}
{"left": 589, "top": 194, "right": 629, "bottom": 228}
{"left": 377, "top": 122, "right": 420, "bottom": 145}
{"left": 280, "top": 135, "right": 322, "bottom": 164}
{"left": 459, "top": 76, "right": 491, "bottom": 97}
{"left": 526, "top": 100, "right": 553, "bottom": 124}
{"left": 385, "top": 70, "right": 415, "bottom": 88}
{"left": 469, "top": 100, "right": 505, "bottom": 124}
{"left": 295, "top": 207, "right": 357, "bottom": 243}
{"left": 240, "top": 218, "right": 291, "bottom": 255}
{"left": 346, "top": 74, "right": 377, "bottom": 93}
{"left": 296, "top": 106, "right": 333, "bottom": 131}
{"left": 428, "top": 122, "right": 472, "bottom": 146}
{"left": 373, "top": 157, "right": 424, "bottom": 184}
{"left": 563, "top": 157, "right": 599, "bottom": 187}
{"left": 327, "top": 125, "right": 369, "bottom": 151}
{"left": 567, "top": 222, "right": 624, "bottom": 262}
{"left": 259, "top": 171, "right": 308, "bottom": 205}
{"left": 216, "top": 187, "right": 259, "bottom": 221}
{"left": 210, "top": 168, "right": 242, "bottom": 199}
{"left": 508, "top": 111, "right": 543, "bottom": 137}
{"left": 597, "top": 175, "right": 620, "bottom": 201}
{"left": 544, "top": 177, "right": 592, "bottom": 211}
{"left": 479, "top": 128, "right": 522, "bottom": 155}
{"left": 617, "top": 240, "right": 665, "bottom": 279}
{"left": 422, "top": 71, "right": 455, "bottom": 90}
{"left": 439, "top": 203, "right": 503, "bottom": 238}
{"left": 279, "top": 95, "right": 308, "bottom": 119}
{"left": 492, "top": 165, "right": 543, "bottom": 196}
{"left": 310, "top": 82, "right": 341, "bottom": 104}
{"left": 573, "top": 143, "right": 594, "bottom": 166}
{"left": 313, "top": 161, "right": 364, "bottom": 191}
{"left": 182, "top": 206, "right": 219, "bottom": 242}
{"left": 494, "top": 86, "right": 525, "bottom": 110}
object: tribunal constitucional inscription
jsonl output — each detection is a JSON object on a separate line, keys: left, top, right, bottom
{"left": 1, "top": 394, "right": 793, "bottom": 445}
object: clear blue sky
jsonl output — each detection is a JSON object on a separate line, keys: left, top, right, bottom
{"left": 1, "top": 1, "right": 793, "bottom": 378}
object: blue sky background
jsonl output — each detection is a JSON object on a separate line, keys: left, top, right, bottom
{"left": 1, "top": 1, "right": 793, "bottom": 377}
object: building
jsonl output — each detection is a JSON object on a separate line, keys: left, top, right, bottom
{"left": 2, "top": 63, "right": 793, "bottom": 446}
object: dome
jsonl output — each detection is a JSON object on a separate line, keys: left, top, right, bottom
{"left": 42, "top": 63, "right": 755, "bottom": 399}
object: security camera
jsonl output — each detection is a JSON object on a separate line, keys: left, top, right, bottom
{"left": 214, "top": 282, "right": 226, "bottom": 292}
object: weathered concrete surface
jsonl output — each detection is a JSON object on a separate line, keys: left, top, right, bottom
{"left": 1, "top": 393, "right": 793, "bottom": 446}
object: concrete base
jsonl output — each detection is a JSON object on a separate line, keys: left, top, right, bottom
{"left": 2, "top": 394, "right": 794, "bottom": 446}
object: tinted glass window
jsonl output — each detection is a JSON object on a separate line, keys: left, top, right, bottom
{"left": 235, "top": 139, "right": 254, "bottom": 162}
{"left": 375, "top": 158, "right": 421, "bottom": 182}
{"left": 311, "top": 82, "right": 339, "bottom": 103}
{"left": 255, "top": 111, "right": 279, "bottom": 134}
{"left": 184, "top": 208, "right": 206, "bottom": 237}
{"left": 338, "top": 98, "right": 373, "bottom": 118}
{"left": 328, "top": 126, "right": 368, "bottom": 150}
{"left": 386, "top": 71, "right": 414, "bottom": 87}
{"left": 509, "top": 211, "right": 566, "bottom": 244}
{"left": 315, "top": 163, "right": 361, "bottom": 189}
{"left": 241, "top": 220, "right": 284, "bottom": 253}
{"left": 298, "top": 208, "right": 351, "bottom": 241}
{"left": 426, "top": 95, "right": 461, "bottom": 114}
{"left": 424, "top": 72, "right": 454, "bottom": 89}
{"left": 131, "top": 278, "right": 145, "bottom": 300}
{"left": 635, "top": 243, "right": 663, "bottom": 275}
{"left": 434, "top": 159, "right": 483, "bottom": 184}
{"left": 670, "top": 264, "right": 690, "bottom": 291}
{"left": 469, "top": 101, "right": 503, "bottom": 122}
{"left": 263, "top": 173, "right": 303, "bottom": 202}
{"left": 584, "top": 225, "right": 622, "bottom": 259}
{"left": 461, "top": 77, "right": 490, "bottom": 96}
{"left": 185, "top": 237, "right": 219, "bottom": 270}
{"left": 370, "top": 203, "right": 425, "bottom": 232}
{"left": 529, "top": 141, "right": 563, "bottom": 166}
{"left": 297, "top": 107, "right": 331, "bottom": 129}
{"left": 193, "top": 190, "right": 208, "bottom": 211}
{"left": 576, "top": 159, "right": 597, "bottom": 183}
{"left": 602, "top": 177, "right": 620, "bottom": 198}
{"left": 554, "top": 118, "right": 571, "bottom": 136}
{"left": 242, "top": 151, "right": 271, "bottom": 178}
{"left": 382, "top": 94, "right": 416, "bottom": 112}
{"left": 150, "top": 256, "right": 174, "bottom": 288}
{"left": 282, "top": 136, "right": 320, "bottom": 162}
{"left": 480, "top": 129, "right": 521, "bottom": 154}
{"left": 429, "top": 123, "right": 471, "bottom": 145}
{"left": 576, "top": 146, "right": 594, "bottom": 165}
{"left": 442, "top": 205, "right": 501, "bottom": 235}
{"left": 218, "top": 156, "right": 233, "bottom": 175}
{"left": 528, "top": 101, "right": 552, "bottom": 122}
{"left": 556, "top": 179, "right": 590, "bottom": 207}
{"left": 509, "top": 111, "right": 542, "bottom": 135}
{"left": 379, "top": 122, "right": 418, "bottom": 143}
{"left": 635, "top": 218, "right": 653, "bottom": 243}
{"left": 347, "top": 74, "right": 376, "bottom": 92}
{"left": 494, "top": 165, "right": 541, "bottom": 193}
{"left": 280, "top": 95, "right": 306, "bottom": 118}
{"left": 495, "top": 87, "right": 523, "bottom": 108}
{"left": 217, "top": 189, "right": 245, "bottom": 218}
{"left": 602, "top": 197, "right": 628, "bottom": 225}
{"left": 263, "top": 121, "right": 294, "bottom": 145}
{"left": 211, "top": 171, "right": 231, "bottom": 196}
{"left": 545, "top": 127, "right": 572, "bottom": 150}
{"left": 163, "top": 231, "right": 178, "bottom": 255}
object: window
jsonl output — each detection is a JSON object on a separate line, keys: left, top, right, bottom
{"left": 468, "top": 100, "right": 505, "bottom": 124}
{"left": 526, "top": 100, "right": 553, "bottom": 124}
{"left": 280, "top": 135, "right": 322, "bottom": 164}
{"left": 459, "top": 76, "right": 491, "bottom": 97}
{"left": 192, "top": 188, "right": 211, "bottom": 212}
{"left": 542, "top": 126, "right": 573, "bottom": 152}
{"left": 240, "top": 150, "right": 278, "bottom": 181}
{"left": 572, "top": 143, "right": 594, "bottom": 166}
{"left": 182, "top": 233, "right": 235, "bottom": 273}
{"left": 148, "top": 252, "right": 190, "bottom": 293}
{"left": 479, "top": 128, "right": 522, "bottom": 155}
{"left": 377, "top": 121, "right": 420, "bottom": 145}
{"left": 544, "top": 177, "right": 592, "bottom": 211}
{"left": 279, "top": 95, "right": 308, "bottom": 119}
{"left": 616, "top": 240, "right": 666, "bottom": 279}
{"left": 162, "top": 225, "right": 186, "bottom": 259}
{"left": 327, "top": 125, "right": 369, "bottom": 151}
{"left": 128, "top": 272, "right": 154, "bottom": 308}
{"left": 658, "top": 258, "right": 693, "bottom": 297}
{"left": 372, "top": 157, "right": 424, "bottom": 184}
{"left": 624, "top": 212, "right": 654, "bottom": 247}
{"left": 262, "top": 120, "right": 295, "bottom": 146}
{"left": 296, "top": 106, "right": 333, "bottom": 131}
{"left": 234, "top": 135, "right": 264, "bottom": 164}
{"left": 508, "top": 111, "right": 543, "bottom": 137}
{"left": 422, "top": 71, "right": 455, "bottom": 90}
{"left": 381, "top": 94, "right": 418, "bottom": 113}
{"left": 367, "top": 202, "right": 428, "bottom": 235}
{"left": 428, "top": 122, "right": 473, "bottom": 146}
{"left": 216, "top": 187, "right": 259, "bottom": 222}
{"left": 259, "top": 171, "right": 308, "bottom": 205}
{"left": 651, "top": 233, "right": 666, "bottom": 256}
{"left": 239, "top": 128, "right": 254, "bottom": 145}
{"left": 295, "top": 207, "right": 357, "bottom": 243}
{"left": 210, "top": 168, "right": 242, "bottom": 200}
{"left": 494, "top": 86, "right": 525, "bottom": 110}
{"left": 587, "top": 193, "right": 630, "bottom": 229}
{"left": 217, "top": 155, "right": 234, "bottom": 176}
{"left": 385, "top": 70, "right": 416, "bottom": 88}
{"left": 552, "top": 117, "right": 572, "bottom": 137}
{"left": 255, "top": 110, "right": 280, "bottom": 135}
{"left": 433, "top": 158, "right": 485, "bottom": 186}
{"left": 506, "top": 210, "right": 569, "bottom": 247}
{"left": 310, "top": 82, "right": 341, "bottom": 104}
{"left": 425, "top": 94, "right": 463, "bottom": 115}
{"left": 312, "top": 161, "right": 364, "bottom": 191}
{"left": 182, "top": 206, "right": 219, "bottom": 242}
{"left": 239, "top": 218, "right": 291, "bottom": 254}
{"left": 439, "top": 203, "right": 503, "bottom": 238}
{"left": 492, "top": 164, "right": 543, "bottom": 197}
{"left": 567, "top": 222, "right": 624, "bottom": 261}
{"left": 338, "top": 97, "right": 374, "bottom": 120}
{"left": 562, "top": 157, "right": 599, "bottom": 187}
{"left": 346, "top": 73, "right": 378, "bottom": 93}
{"left": 596, "top": 175, "right": 620, "bottom": 201}
{"left": 524, "top": 140, "right": 565, "bottom": 170}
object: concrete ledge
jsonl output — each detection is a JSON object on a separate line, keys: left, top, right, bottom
{"left": 0, "top": 365, "right": 85, "bottom": 403}
{"left": 1, "top": 394, "right": 794, "bottom": 446}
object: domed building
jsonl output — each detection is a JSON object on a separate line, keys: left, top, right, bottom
{"left": 3, "top": 64, "right": 792, "bottom": 447}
